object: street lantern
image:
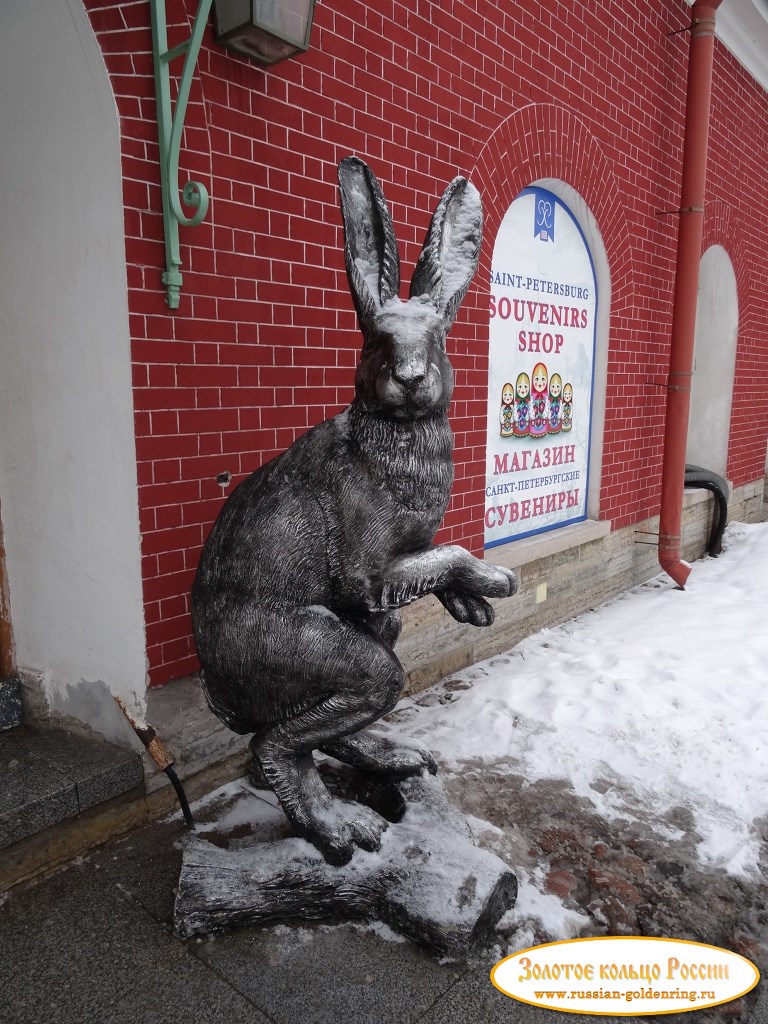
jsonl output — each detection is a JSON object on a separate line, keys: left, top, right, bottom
{"left": 214, "top": 0, "right": 317, "bottom": 65}
{"left": 149, "top": 0, "right": 317, "bottom": 308}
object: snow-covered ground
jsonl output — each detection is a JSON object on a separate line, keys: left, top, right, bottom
{"left": 395, "top": 520, "right": 768, "bottom": 882}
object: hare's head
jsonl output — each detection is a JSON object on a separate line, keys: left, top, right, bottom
{"left": 339, "top": 158, "right": 482, "bottom": 421}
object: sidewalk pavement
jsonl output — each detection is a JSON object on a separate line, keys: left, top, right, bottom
{"left": 2, "top": 770, "right": 766, "bottom": 1024}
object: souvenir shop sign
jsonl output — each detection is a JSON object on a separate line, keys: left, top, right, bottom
{"left": 485, "top": 187, "right": 598, "bottom": 547}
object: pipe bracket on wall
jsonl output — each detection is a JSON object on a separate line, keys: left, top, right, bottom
{"left": 150, "top": 0, "right": 213, "bottom": 309}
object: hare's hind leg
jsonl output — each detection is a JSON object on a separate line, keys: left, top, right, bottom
{"left": 256, "top": 742, "right": 389, "bottom": 863}
{"left": 320, "top": 609, "right": 437, "bottom": 777}
{"left": 250, "top": 607, "right": 406, "bottom": 864}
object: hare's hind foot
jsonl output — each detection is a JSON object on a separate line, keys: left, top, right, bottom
{"left": 317, "top": 799, "right": 388, "bottom": 864}
{"left": 253, "top": 739, "right": 388, "bottom": 865}
{"left": 322, "top": 727, "right": 437, "bottom": 776}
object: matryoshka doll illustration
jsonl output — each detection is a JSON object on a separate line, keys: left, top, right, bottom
{"left": 562, "top": 382, "right": 573, "bottom": 432}
{"left": 548, "top": 372, "right": 563, "bottom": 434}
{"left": 499, "top": 382, "right": 514, "bottom": 437}
{"left": 529, "top": 362, "right": 549, "bottom": 437}
{"left": 513, "top": 371, "right": 530, "bottom": 437}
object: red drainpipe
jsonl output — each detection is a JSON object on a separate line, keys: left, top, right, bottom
{"left": 658, "top": 0, "right": 723, "bottom": 588}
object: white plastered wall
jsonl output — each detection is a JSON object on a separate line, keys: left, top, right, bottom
{"left": 686, "top": 245, "right": 738, "bottom": 477}
{"left": 0, "top": 0, "right": 147, "bottom": 739}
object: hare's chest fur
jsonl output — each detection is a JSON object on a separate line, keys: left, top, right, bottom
{"left": 346, "top": 408, "right": 453, "bottom": 521}
{"left": 340, "top": 406, "right": 453, "bottom": 536}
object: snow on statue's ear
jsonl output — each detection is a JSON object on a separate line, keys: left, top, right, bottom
{"left": 409, "top": 177, "right": 483, "bottom": 331}
{"left": 338, "top": 156, "right": 401, "bottom": 328}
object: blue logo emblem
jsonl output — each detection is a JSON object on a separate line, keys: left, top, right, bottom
{"left": 534, "top": 190, "right": 554, "bottom": 242}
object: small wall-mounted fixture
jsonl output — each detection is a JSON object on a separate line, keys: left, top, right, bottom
{"left": 214, "top": 0, "right": 316, "bottom": 65}
{"left": 149, "top": 0, "right": 316, "bottom": 309}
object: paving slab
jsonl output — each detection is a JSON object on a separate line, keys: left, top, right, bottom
{"left": 0, "top": 850, "right": 269, "bottom": 1024}
{"left": 415, "top": 963, "right": 648, "bottom": 1024}
{"left": 195, "top": 922, "right": 466, "bottom": 1024}
{"left": 93, "top": 811, "right": 186, "bottom": 925}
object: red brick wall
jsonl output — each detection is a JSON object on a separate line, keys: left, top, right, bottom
{"left": 83, "top": 0, "right": 768, "bottom": 685}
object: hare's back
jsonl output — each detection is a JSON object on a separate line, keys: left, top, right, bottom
{"left": 195, "top": 447, "right": 333, "bottom": 605}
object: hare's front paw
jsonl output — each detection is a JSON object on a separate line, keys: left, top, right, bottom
{"left": 437, "top": 565, "right": 517, "bottom": 625}
{"left": 488, "top": 565, "right": 518, "bottom": 597}
{"left": 437, "top": 589, "right": 496, "bottom": 626}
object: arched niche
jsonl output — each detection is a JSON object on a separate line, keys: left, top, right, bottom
{"left": 686, "top": 245, "right": 738, "bottom": 478}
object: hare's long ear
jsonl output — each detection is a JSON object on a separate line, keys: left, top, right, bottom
{"left": 409, "top": 177, "right": 482, "bottom": 329}
{"left": 338, "top": 157, "right": 401, "bottom": 327}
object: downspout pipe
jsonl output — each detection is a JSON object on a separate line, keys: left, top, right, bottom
{"left": 658, "top": 0, "right": 723, "bottom": 588}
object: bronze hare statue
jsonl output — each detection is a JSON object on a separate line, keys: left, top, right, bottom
{"left": 192, "top": 157, "right": 518, "bottom": 864}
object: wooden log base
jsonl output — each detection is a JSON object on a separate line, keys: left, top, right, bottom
{"left": 173, "top": 771, "right": 517, "bottom": 959}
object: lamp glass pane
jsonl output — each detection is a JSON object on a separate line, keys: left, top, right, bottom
{"left": 253, "top": 0, "right": 311, "bottom": 47}
{"left": 216, "top": 0, "right": 251, "bottom": 35}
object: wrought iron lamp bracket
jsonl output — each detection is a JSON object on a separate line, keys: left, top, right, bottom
{"left": 150, "top": 0, "right": 213, "bottom": 309}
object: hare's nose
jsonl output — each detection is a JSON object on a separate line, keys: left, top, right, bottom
{"left": 392, "top": 355, "right": 427, "bottom": 386}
